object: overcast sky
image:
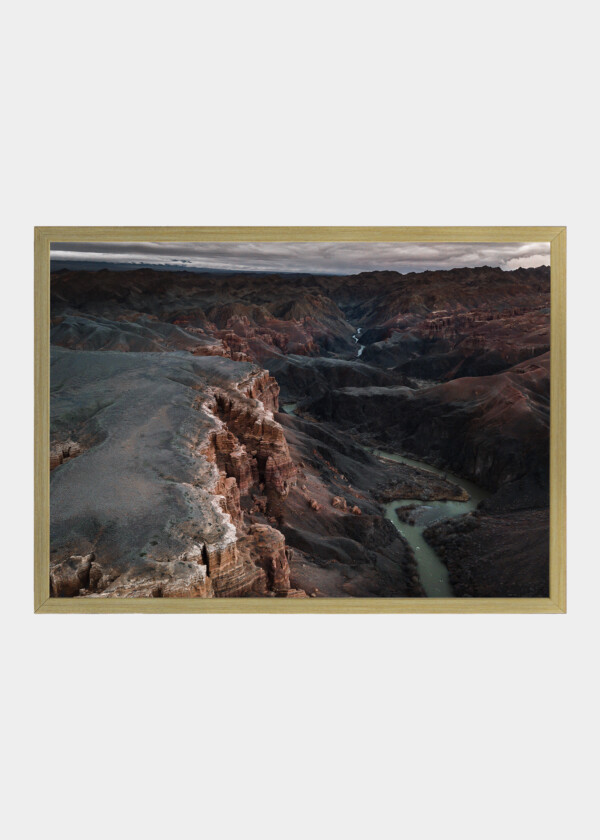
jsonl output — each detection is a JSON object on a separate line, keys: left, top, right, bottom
{"left": 50, "top": 241, "right": 551, "bottom": 274}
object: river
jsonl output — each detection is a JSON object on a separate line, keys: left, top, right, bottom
{"left": 371, "top": 449, "right": 490, "bottom": 597}
{"left": 352, "top": 327, "right": 364, "bottom": 357}
{"left": 280, "top": 402, "right": 489, "bottom": 597}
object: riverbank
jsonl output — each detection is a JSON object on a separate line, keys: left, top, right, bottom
{"left": 371, "top": 449, "right": 490, "bottom": 597}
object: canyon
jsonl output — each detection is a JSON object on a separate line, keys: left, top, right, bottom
{"left": 50, "top": 263, "right": 550, "bottom": 598}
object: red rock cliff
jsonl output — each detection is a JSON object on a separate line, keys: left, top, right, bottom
{"left": 195, "top": 366, "right": 298, "bottom": 597}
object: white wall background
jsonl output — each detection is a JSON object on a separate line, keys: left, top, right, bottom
{"left": 2, "top": 2, "right": 597, "bottom": 838}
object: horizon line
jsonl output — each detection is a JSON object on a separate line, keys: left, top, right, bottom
{"left": 49, "top": 258, "right": 551, "bottom": 277}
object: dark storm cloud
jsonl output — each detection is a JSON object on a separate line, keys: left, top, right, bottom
{"left": 50, "top": 241, "right": 551, "bottom": 273}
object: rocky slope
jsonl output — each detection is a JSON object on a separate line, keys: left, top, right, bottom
{"left": 424, "top": 508, "right": 549, "bottom": 597}
{"left": 273, "top": 410, "right": 425, "bottom": 596}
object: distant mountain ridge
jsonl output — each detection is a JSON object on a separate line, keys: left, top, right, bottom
{"left": 50, "top": 259, "right": 549, "bottom": 278}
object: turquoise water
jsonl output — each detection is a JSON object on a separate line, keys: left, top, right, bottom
{"left": 371, "top": 449, "right": 490, "bottom": 597}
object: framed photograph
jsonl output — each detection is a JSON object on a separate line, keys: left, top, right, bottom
{"left": 34, "top": 227, "right": 566, "bottom": 613}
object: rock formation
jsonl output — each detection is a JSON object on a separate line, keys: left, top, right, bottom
{"left": 49, "top": 347, "right": 300, "bottom": 598}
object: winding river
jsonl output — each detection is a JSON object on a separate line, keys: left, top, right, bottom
{"left": 371, "top": 450, "right": 490, "bottom": 597}
{"left": 280, "top": 403, "right": 490, "bottom": 597}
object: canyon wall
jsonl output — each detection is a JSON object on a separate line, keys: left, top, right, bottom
{"left": 49, "top": 348, "right": 301, "bottom": 599}
{"left": 305, "top": 353, "right": 550, "bottom": 495}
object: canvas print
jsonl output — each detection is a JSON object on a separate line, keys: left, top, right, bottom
{"left": 49, "top": 241, "right": 551, "bottom": 599}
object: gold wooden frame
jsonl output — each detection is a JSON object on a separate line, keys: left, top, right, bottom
{"left": 34, "top": 227, "right": 566, "bottom": 613}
